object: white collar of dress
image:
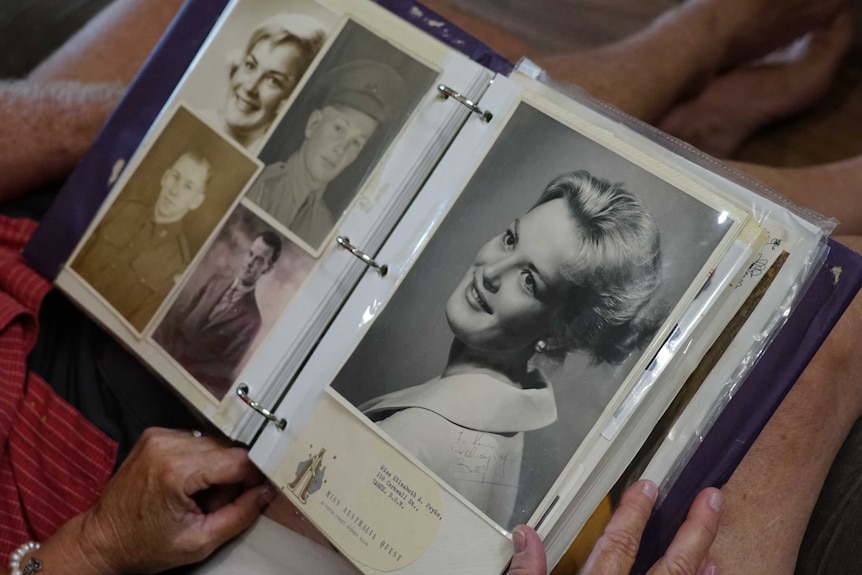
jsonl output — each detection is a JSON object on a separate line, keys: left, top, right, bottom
{"left": 361, "top": 370, "right": 558, "bottom": 434}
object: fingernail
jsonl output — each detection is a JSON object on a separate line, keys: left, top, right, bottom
{"left": 703, "top": 562, "right": 719, "bottom": 575}
{"left": 259, "top": 484, "right": 277, "bottom": 506}
{"left": 513, "top": 526, "right": 527, "bottom": 555}
{"left": 641, "top": 480, "right": 658, "bottom": 503}
{"left": 708, "top": 491, "right": 725, "bottom": 513}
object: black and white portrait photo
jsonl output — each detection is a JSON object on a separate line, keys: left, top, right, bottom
{"left": 173, "top": 0, "right": 339, "bottom": 153}
{"left": 244, "top": 19, "right": 438, "bottom": 254}
{"left": 153, "top": 204, "right": 315, "bottom": 401}
{"left": 331, "top": 103, "right": 733, "bottom": 530}
{"left": 70, "top": 106, "right": 260, "bottom": 333}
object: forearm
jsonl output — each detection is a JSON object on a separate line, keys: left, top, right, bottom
{"left": 539, "top": 0, "right": 730, "bottom": 122}
{"left": 28, "top": 0, "right": 185, "bottom": 85}
{"left": 0, "top": 80, "right": 124, "bottom": 201}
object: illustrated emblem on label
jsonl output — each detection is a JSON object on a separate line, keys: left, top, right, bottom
{"left": 288, "top": 446, "right": 330, "bottom": 504}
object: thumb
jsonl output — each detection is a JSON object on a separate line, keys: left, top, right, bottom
{"left": 201, "top": 483, "right": 276, "bottom": 546}
{"left": 508, "top": 525, "right": 548, "bottom": 575}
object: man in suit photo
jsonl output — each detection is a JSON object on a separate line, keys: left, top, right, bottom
{"left": 154, "top": 229, "right": 282, "bottom": 399}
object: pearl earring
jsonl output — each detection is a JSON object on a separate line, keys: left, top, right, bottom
{"left": 535, "top": 340, "right": 547, "bottom": 354}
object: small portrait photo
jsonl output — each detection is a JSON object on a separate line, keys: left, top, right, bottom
{"left": 152, "top": 204, "right": 315, "bottom": 401}
{"left": 330, "top": 103, "right": 734, "bottom": 530}
{"left": 245, "top": 19, "right": 438, "bottom": 254}
{"left": 70, "top": 105, "right": 260, "bottom": 333}
{"left": 174, "top": 0, "right": 339, "bottom": 153}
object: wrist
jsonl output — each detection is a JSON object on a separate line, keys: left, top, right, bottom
{"left": 8, "top": 542, "right": 40, "bottom": 575}
{"left": 30, "top": 513, "right": 119, "bottom": 575}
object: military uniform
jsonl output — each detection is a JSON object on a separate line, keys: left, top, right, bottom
{"left": 72, "top": 198, "right": 191, "bottom": 332}
{"left": 245, "top": 153, "right": 333, "bottom": 247}
{"left": 246, "top": 60, "right": 404, "bottom": 249}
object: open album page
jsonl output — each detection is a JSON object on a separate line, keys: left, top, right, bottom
{"left": 250, "top": 76, "right": 752, "bottom": 574}
{"left": 506, "top": 72, "right": 831, "bottom": 565}
{"left": 52, "top": 0, "right": 493, "bottom": 442}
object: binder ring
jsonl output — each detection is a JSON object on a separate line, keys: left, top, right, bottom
{"left": 336, "top": 236, "right": 388, "bottom": 277}
{"left": 237, "top": 384, "right": 287, "bottom": 431}
{"left": 437, "top": 84, "right": 493, "bottom": 122}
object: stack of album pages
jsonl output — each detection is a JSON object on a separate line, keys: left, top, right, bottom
{"left": 23, "top": 0, "right": 862, "bottom": 573}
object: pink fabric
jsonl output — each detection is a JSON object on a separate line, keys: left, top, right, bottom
{"left": 0, "top": 216, "right": 116, "bottom": 559}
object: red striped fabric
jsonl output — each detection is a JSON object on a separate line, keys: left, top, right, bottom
{"left": 0, "top": 217, "right": 116, "bottom": 560}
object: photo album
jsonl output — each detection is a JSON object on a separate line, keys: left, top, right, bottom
{"left": 23, "top": 0, "right": 850, "bottom": 573}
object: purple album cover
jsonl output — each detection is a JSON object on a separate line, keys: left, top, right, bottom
{"left": 373, "top": 0, "right": 513, "bottom": 75}
{"left": 634, "top": 239, "right": 862, "bottom": 571}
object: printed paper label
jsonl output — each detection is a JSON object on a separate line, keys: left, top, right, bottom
{"left": 275, "top": 394, "right": 444, "bottom": 571}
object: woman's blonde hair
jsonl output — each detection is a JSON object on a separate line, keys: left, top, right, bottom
{"left": 228, "top": 14, "right": 326, "bottom": 80}
{"left": 533, "top": 170, "right": 663, "bottom": 364}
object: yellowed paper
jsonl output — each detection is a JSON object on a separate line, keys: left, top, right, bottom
{"left": 274, "top": 394, "right": 445, "bottom": 571}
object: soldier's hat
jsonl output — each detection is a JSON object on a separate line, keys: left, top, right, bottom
{"left": 318, "top": 60, "right": 405, "bottom": 124}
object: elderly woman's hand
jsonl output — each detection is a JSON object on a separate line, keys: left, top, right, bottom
{"left": 507, "top": 480, "right": 724, "bottom": 575}
{"left": 33, "top": 427, "right": 274, "bottom": 575}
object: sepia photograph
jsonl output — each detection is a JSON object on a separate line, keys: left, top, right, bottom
{"left": 70, "top": 106, "right": 260, "bottom": 333}
{"left": 331, "top": 103, "right": 734, "bottom": 530}
{"left": 245, "top": 19, "right": 438, "bottom": 253}
{"left": 173, "top": 0, "right": 339, "bottom": 153}
{"left": 152, "top": 204, "right": 316, "bottom": 401}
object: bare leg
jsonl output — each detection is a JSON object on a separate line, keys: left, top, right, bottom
{"left": 707, "top": 234, "right": 862, "bottom": 575}
{"left": 539, "top": 0, "right": 848, "bottom": 123}
{"left": 538, "top": 0, "right": 860, "bottom": 230}
{"left": 539, "top": 1, "right": 729, "bottom": 123}
{"left": 658, "top": 12, "right": 854, "bottom": 158}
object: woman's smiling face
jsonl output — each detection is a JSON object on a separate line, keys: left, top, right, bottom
{"left": 445, "top": 199, "right": 583, "bottom": 353}
{"left": 224, "top": 39, "right": 304, "bottom": 139}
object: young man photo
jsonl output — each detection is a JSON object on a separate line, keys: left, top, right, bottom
{"left": 154, "top": 226, "right": 282, "bottom": 398}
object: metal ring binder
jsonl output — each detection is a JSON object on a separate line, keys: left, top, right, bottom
{"left": 237, "top": 384, "right": 287, "bottom": 431}
{"left": 437, "top": 84, "right": 493, "bottom": 122}
{"left": 336, "top": 236, "right": 388, "bottom": 277}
